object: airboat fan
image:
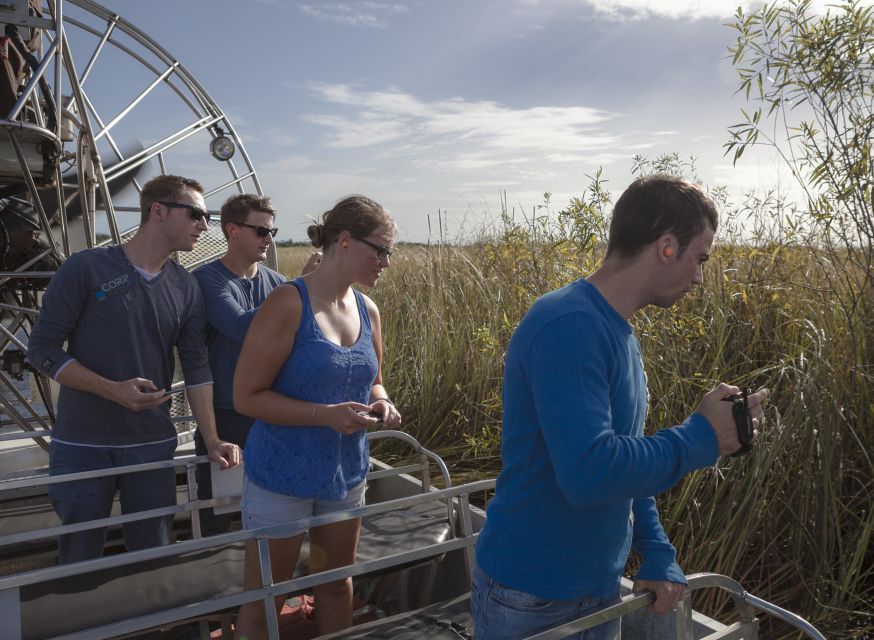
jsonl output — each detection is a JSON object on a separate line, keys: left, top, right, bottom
{"left": 0, "top": 0, "right": 268, "bottom": 445}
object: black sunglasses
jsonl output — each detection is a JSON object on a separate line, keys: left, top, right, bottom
{"left": 354, "top": 237, "right": 393, "bottom": 260}
{"left": 159, "top": 201, "right": 211, "bottom": 224}
{"left": 237, "top": 222, "right": 279, "bottom": 238}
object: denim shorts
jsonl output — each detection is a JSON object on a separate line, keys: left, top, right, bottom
{"left": 471, "top": 562, "right": 620, "bottom": 640}
{"left": 241, "top": 475, "right": 367, "bottom": 536}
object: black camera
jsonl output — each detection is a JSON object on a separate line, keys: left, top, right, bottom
{"left": 722, "top": 388, "right": 754, "bottom": 457}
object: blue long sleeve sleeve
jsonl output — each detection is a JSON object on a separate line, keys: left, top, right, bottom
{"left": 525, "top": 313, "right": 717, "bottom": 509}
{"left": 631, "top": 496, "right": 686, "bottom": 584}
{"left": 194, "top": 264, "right": 261, "bottom": 344}
{"left": 192, "top": 261, "right": 285, "bottom": 409}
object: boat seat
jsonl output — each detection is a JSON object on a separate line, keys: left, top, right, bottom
{"left": 17, "top": 499, "right": 452, "bottom": 640}
{"left": 320, "top": 593, "right": 473, "bottom": 639}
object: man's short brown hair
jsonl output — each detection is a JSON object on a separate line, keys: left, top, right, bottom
{"left": 139, "top": 175, "right": 204, "bottom": 224}
{"left": 220, "top": 194, "right": 276, "bottom": 239}
{"left": 606, "top": 175, "right": 718, "bottom": 259}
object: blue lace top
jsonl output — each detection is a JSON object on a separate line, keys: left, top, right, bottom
{"left": 243, "top": 277, "right": 378, "bottom": 499}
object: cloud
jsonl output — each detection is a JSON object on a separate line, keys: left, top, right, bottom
{"left": 517, "top": 0, "right": 750, "bottom": 20}
{"left": 303, "top": 113, "right": 412, "bottom": 147}
{"left": 299, "top": 2, "right": 409, "bottom": 28}
{"left": 305, "top": 82, "right": 618, "bottom": 163}
{"left": 586, "top": 0, "right": 752, "bottom": 20}
{"left": 519, "top": 0, "right": 874, "bottom": 21}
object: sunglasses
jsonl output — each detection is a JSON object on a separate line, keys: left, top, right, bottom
{"left": 159, "top": 201, "right": 211, "bottom": 224}
{"left": 354, "top": 237, "right": 393, "bottom": 260}
{"left": 237, "top": 222, "right": 279, "bottom": 238}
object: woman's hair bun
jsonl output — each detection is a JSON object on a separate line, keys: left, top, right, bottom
{"left": 307, "top": 222, "right": 325, "bottom": 248}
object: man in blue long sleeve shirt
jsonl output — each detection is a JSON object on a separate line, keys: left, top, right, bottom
{"left": 27, "top": 175, "right": 241, "bottom": 564}
{"left": 473, "top": 175, "right": 769, "bottom": 640}
{"left": 192, "top": 193, "right": 319, "bottom": 534}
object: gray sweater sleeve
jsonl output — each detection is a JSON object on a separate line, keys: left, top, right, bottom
{"left": 27, "top": 253, "right": 87, "bottom": 379}
{"left": 176, "top": 276, "right": 212, "bottom": 387}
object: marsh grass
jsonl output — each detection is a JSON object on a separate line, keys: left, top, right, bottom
{"left": 277, "top": 200, "right": 873, "bottom": 638}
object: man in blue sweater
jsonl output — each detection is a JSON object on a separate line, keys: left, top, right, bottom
{"left": 473, "top": 175, "right": 769, "bottom": 639}
{"left": 27, "top": 175, "right": 241, "bottom": 564}
{"left": 192, "top": 194, "right": 319, "bottom": 534}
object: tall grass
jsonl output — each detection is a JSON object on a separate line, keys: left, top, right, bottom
{"left": 277, "top": 186, "right": 873, "bottom": 638}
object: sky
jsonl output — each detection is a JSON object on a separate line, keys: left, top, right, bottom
{"left": 75, "top": 0, "right": 861, "bottom": 243}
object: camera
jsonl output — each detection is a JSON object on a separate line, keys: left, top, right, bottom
{"left": 722, "top": 388, "right": 754, "bottom": 457}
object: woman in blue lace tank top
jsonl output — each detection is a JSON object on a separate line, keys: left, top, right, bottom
{"left": 233, "top": 195, "right": 402, "bottom": 639}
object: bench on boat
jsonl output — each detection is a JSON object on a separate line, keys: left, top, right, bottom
{"left": 0, "top": 430, "right": 472, "bottom": 640}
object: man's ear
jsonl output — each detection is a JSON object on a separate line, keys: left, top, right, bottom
{"left": 658, "top": 233, "right": 677, "bottom": 261}
{"left": 148, "top": 201, "right": 165, "bottom": 223}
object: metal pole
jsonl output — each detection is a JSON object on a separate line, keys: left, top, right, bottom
{"left": 257, "top": 536, "right": 281, "bottom": 640}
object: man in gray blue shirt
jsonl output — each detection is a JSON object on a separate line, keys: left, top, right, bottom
{"left": 27, "top": 174, "right": 241, "bottom": 564}
{"left": 193, "top": 193, "right": 319, "bottom": 534}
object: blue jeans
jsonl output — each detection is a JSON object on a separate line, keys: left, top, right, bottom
{"left": 48, "top": 439, "right": 177, "bottom": 564}
{"left": 471, "top": 562, "right": 621, "bottom": 640}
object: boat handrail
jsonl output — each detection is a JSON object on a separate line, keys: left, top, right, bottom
{"left": 0, "top": 429, "right": 445, "bottom": 489}
{"left": 0, "top": 479, "right": 495, "bottom": 640}
{"left": 0, "top": 429, "right": 453, "bottom": 546}
{"left": 523, "top": 572, "right": 828, "bottom": 640}
{"left": 369, "top": 429, "right": 452, "bottom": 489}
{"left": 368, "top": 429, "right": 456, "bottom": 532}
{"left": 0, "top": 472, "right": 827, "bottom": 640}
{"left": 0, "top": 478, "right": 494, "bottom": 591}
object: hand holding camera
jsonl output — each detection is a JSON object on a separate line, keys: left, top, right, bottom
{"left": 696, "top": 383, "right": 769, "bottom": 457}
{"left": 722, "top": 388, "right": 754, "bottom": 456}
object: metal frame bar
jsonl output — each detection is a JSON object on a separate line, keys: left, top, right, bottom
{"left": 0, "top": 320, "right": 27, "bottom": 350}
{"left": 369, "top": 429, "right": 456, "bottom": 533}
{"left": 78, "top": 14, "right": 117, "bottom": 87}
{"left": 0, "top": 302, "right": 40, "bottom": 315}
{"left": 0, "top": 431, "right": 453, "bottom": 545}
{"left": 524, "top": 573, "right": 824, "bottom": 640}
{"left": 5, "top": 38, "right": 61, "bottom": 122}
{"left": 4, "top": 128, "right": 64, "bottom": 260}
{"left": 0, "top": 369, "right": 51, "bottom": 432}
{"left": 60, "top": 14, "right": 205, "bottom": 116}
{"left": 0, "top": 246, "right": 56, "bottom": 288}
{"left": 101, "top": 114, "right": 220, "bottom": 180}
{"left": 53, "top": 0, "right": 63, "bottom": 141}
{"left": 0, "top": 479, "right": 494, "bottom": 588}
{"left": 92, "top": 62, "right": 178, "bottom": 141}
{"left": 56, "top": 23, "right": 121, "bottom": 245}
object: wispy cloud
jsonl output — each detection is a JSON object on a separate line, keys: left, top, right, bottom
{"left": 305, "top": 82, "right": 618, "bottom": 165}
{"left": 519, "top": 0, "right": 874, "bottom": 21}
{"left": 299, "top": 2, "right": 409, "bottom": 28}
{"left": 582, "top": 0, "right": 751, "bottom": 20}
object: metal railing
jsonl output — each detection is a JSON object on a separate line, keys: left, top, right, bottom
{"left": 0, "top": 478, "right": 495, "bottom": 640}
{"left": 0, "top": 429, "right": 449, "bottom": 546}
{"left": 0, "top": 428, "right": 827, "bottom": 640}
{"left": 524, "top": 572, "right": 827, "bottom": 640}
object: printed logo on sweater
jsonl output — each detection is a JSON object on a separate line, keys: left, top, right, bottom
{"left": 95, "top": 274, "right": 130, "bottom": 302}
